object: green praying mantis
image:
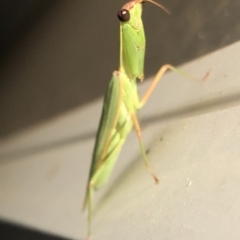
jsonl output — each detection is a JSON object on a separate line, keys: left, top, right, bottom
{"left": 83, "top": 0, "right": 191, "bottom": 237}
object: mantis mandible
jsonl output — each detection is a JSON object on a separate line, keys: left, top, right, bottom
{"left": 83, "top": 0, "right": 188, "bottom": 237}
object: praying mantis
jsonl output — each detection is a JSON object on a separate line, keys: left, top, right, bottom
{"left": 83, "top": 0, "right": 190, "bottom": 237}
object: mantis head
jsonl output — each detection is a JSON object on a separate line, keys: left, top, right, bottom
{"left": 118, "top": 0, "right": 170, "bottom": 22}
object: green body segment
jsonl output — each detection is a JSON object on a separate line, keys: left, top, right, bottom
{"left": 83, "top": 69, "right": 140, "bottom": 234}
{"left": 89, "top": 70, "right": 138, "bottom": 190}
{"left": 120, "top": 3, "right": 145, "bottom": 80}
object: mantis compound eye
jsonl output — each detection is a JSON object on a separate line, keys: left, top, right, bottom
{"left": 117, "top": 9, "right": 130, "bottom": 22}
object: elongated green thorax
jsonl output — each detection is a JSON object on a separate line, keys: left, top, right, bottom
{"left": 118, "top": 1, "right": 145, "bottom": 81}
{"left": 118, "top": 0, "right": 170, "bottom": 81}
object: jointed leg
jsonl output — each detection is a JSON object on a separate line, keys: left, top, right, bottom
{"left": 131, "top": 113, "right": 159, "bottom": 184}
{"left": 139, "top": 64, "right": 194, "bottom": 108}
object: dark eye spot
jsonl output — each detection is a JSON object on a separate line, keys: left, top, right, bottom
{"left": 117, "top": 9, "right": 130, "bottom": 22}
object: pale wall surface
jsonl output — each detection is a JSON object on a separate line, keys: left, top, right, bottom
{"left": 1, "top": 41, "right": 240, "bottom": 239}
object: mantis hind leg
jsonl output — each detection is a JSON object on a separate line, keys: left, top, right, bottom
{"left": 131, "top": 113, "right": 159, "bottom": 184}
